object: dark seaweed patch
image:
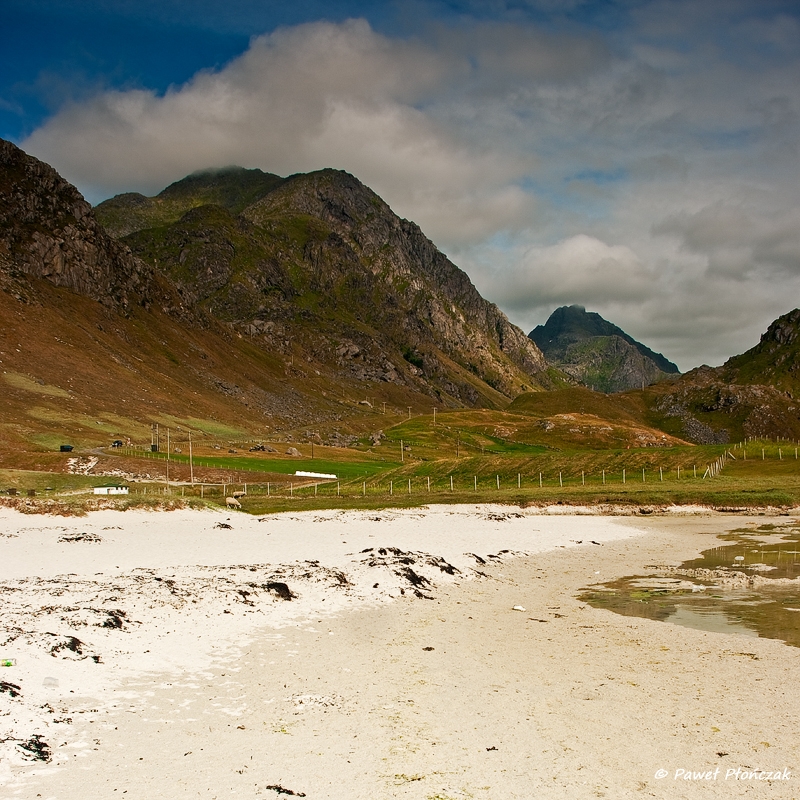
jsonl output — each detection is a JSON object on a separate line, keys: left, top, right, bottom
{"left": 49, "top": 635, "right": 84, "bottom": 657}
{"left": 0, "top": 681, "right": 21, "bottom": 699}
{"left": 99, "top": 609, "right": 127, "bottom": 629}
{"left": 58, "top": 532, "right": 102, "bottom": 543}
{"left": 265, "top": 785, "right": 306, "bottom": 796}
{"left": 264, "top": 582, "right": 295, "bottom": 601}
{"left": 17, "top": 735, "right": 51, "bottom": 762}
{"left": 400, "top": 567, "right": 430, "bottom": 588}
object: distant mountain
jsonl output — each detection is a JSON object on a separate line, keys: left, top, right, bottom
{"left": 0, "top": 140, "right": 557, "bottom": 453}
{"left": 528, "top": 305, "right": 679, "bottom": 393}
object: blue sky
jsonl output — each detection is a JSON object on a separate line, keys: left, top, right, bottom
{"left": 4, "top": 0, "right": 800, "bottom": 369}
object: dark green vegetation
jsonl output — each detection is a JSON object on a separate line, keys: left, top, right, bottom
{"left": 581, "top": 520, "right": 800, "bottom": 648}
{"left": 529, "top": 305, "right": 679, "bottom": 393}
{"left": 2, "top": 138, "right": 800, "bottom": 513}
{"left": 94, "top": 167, "right": 286, "bottom": 238}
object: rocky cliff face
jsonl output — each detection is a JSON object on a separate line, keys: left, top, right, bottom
{"left": 529, "top": 305, "right": 678, "bottom": 393}
{"left": 0, "top": 139, "right": 152, "bottom": 311}
{"left": 244, "top": 170, "right": 550, "bottom": 388}
{"left": 111, "top": 167, "right": 553, "bottom": 406}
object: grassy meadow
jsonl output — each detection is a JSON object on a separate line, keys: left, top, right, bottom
{"left": 2, "top": 399, "right": 798, "bottom": 514}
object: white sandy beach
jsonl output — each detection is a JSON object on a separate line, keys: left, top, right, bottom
{"left": 0, "top": 505, "right": 798, "bottom": 799}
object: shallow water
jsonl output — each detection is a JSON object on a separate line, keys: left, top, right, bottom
{"left": 580, "top": 521, "right": 800, "bottom": 647}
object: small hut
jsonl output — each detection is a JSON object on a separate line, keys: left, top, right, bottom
{"left": 93, "top": 484, "right": 129, "bottom": 495}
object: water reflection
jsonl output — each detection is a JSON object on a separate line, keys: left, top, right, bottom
{"left": 580, "top": 522, "right": 800, "bottom": 647}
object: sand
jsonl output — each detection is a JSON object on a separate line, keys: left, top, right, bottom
{"left": 0, "top": 505, "right": 798, "bottom": 799}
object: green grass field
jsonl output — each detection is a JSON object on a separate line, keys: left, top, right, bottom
{"left": 121, "top": 448, "right": 399, "bottom": 480}
{"left": 4, "top": 439, "right": 797, "bottom": 515}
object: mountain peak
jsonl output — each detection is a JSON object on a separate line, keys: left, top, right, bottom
{"left": 529, "top": 305, "right": 679, "bottom": 393}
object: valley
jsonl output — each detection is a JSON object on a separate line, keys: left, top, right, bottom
{"left": 1, "top": 138, "right": 799, "bottom": 514}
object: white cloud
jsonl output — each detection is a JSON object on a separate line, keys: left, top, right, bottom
{"left": 22, "top": 19, "right": 539, "bottom": 247}
{"left": 500, "top": 234, "right": 655, "bottom": 309}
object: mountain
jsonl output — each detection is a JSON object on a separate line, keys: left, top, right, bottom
{"left": 95, "top": 167, "right": 286, "bottom": 239}
{"left": 528, "top": 305, "right": 679, "bottom": 393}
{"left": 644, "top": 310, "right": 800, "bottom": 444}
{"left": 99, "top": 165, "right": 554, "bottom": 405}
{"left": 0, "top": 140, "right": 555, "bottom": 457}
{"left": 719, "top": 308, "right": 800, "bottom": 395}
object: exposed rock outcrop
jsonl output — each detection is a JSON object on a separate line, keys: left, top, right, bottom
{"left": 0, "top": 139, "right": 152, "bottom": 311}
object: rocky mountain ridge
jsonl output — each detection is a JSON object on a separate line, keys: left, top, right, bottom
{"left": 645, "top": 310, "right": 800, "bottom": 443}
{"left": 100, "top": 164, "right": 553, "bottom": 405}
{"left": 529, "top": 305, "right": 679, "bottom": 393}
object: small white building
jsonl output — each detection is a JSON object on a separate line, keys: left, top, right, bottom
{"left": 93, "top": 485, "right": 129, "bottom": 495}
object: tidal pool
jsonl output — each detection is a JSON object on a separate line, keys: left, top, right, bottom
{"left": 580, "top": 521, "right": 800, "bottom": 647}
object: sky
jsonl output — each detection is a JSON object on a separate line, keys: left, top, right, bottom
{"left": 3, "top": 0, "right": 800, "bottom": 372}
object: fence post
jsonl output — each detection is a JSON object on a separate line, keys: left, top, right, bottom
{"left": 559, "top": 472, "right": 563, "bottom": 487}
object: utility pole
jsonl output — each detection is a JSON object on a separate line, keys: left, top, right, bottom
{"left": 407, "top": 407, "right": 412, "bottom": 420}
{"left": 382, "top": 402, "right": 386, "bottom": 414}
{"left": 433, "top": 407, "right": 436, "bottom": 426}
{"left": 401, "top": 439, "right": 404, "bottom": 463}
{"left": 166, "top": 428, "right": 170, "bottom": 489}
{"left": 456, "top": 430, "right": 460, "bottom": 458}
{"left": 189, "top": 430, "right": 194, "bottom": 486}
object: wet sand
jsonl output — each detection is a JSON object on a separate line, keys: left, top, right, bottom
{"left": 1, "top": 508, "right": 798, "bottom": 798}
